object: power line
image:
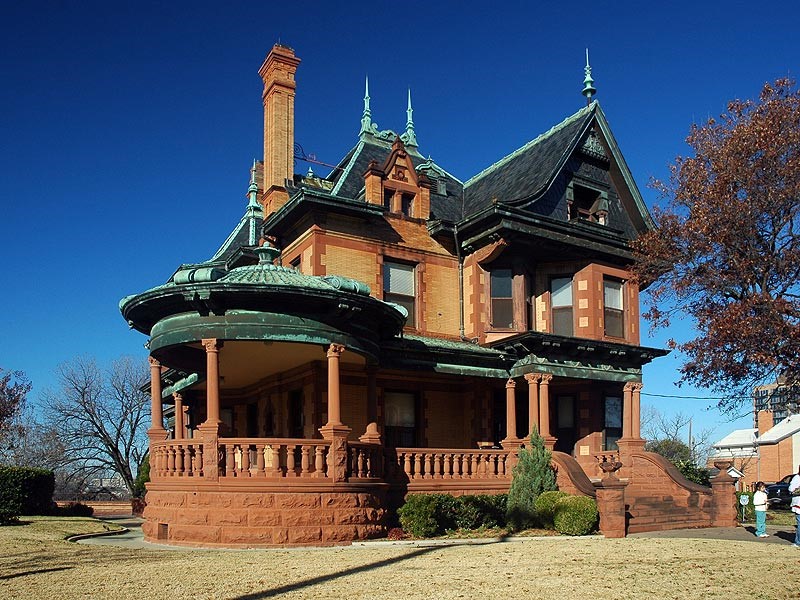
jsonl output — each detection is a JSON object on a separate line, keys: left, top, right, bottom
{"left": 642, "top": 392, "right": 752, "bottom": 401}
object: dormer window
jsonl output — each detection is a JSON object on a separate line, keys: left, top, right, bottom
{"left": 401, "top": 193, "right": 415, "bottom": 218}
{"left": 567, "top": 181, "right": 609, "bottom": 224}
{"left": 384, "top": 189, "right": 394, "bottom": 211}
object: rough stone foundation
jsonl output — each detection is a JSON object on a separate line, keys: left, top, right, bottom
{"left": 142, "top": 486, "right": 387, "bottom": 547}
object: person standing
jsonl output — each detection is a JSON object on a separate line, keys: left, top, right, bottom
{"left": 790, "top": 465, "right": 800, "bottom": 548}
{"left": 753, "top": 481, "right": 769, "bottom": 537}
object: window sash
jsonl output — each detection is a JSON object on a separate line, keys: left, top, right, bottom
{"left": 551, "top": 277, "right": 573, "bottom": 307}
{"left": 604, "top": 280, "right": 623, "bottom": 310}
{"left": 385, "top": 262, "right": 415, "bottom": 296}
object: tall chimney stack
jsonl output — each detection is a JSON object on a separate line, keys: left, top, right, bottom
{"left": 258, "top": 44, "right": 301, "bottom": 216}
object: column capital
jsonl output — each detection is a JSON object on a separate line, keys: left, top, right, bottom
{"left": 623, "top": 381, "right": 637, "bottom": 392}
{"left": 505, "top": 377, "right": 516, "bottom": 389}
{"left": 327, "top": 343, "right": 345, "bottom": 358}
{"left": 201, "top": 338, "right": 220, "bottom": 353}
{"left": 524, "top": 373, "right": 542, "bottom": 384}
{"left": 632, "top": 383, "right": 644, "bottom": 392}
{"left": 540, "top": 374, "right": 553, "bottom": 385}
{"left": 148, "top": 356, "right": 161, "bottom": 369}
{"left": 172, "top": 391, "right": 183, "bottom": 401}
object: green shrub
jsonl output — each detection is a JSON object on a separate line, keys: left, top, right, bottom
{"left": 133, "top": 455, "right": 150, "bottom": 498}
{"left": 398, "top": 493, "right": 458, "bottom": 537}
{"left": 455, "top": 494, "right": 507, "bottom": 530}
{"left": 533, "top": 490, "right": 569, "bottom": 529}
{"left": 0, "top": 466, "right": 55, "bottom": 523}
{"left": 675, "top": 460, "right": 711, "bottom": 486}
{"left": 506, "top": 429, "right": 557, "bottom": 531}
{"left": 55, "top": 502, "right": 94, "bottom": 517}
{"left": 553, "top": 495, "right": 598, "bottom": 535}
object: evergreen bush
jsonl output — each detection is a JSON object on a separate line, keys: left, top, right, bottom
{"left": 506, "top": 428, "right": 557, "bottom": 530}
{"left": 533, "top": 490, "right": 568, "bottom": 529}
{"left": 455, "top": 494, "right": 507, "bottom": 530}
{"left": 397, "top": 493, "right": 458, "bottom": 537}
{"left": 553, "top": 495, "right": 598, "bottom": 535}
{"left": 0, "top": 466, "right": 56, "bottom": 523}
{"left": 133, "top": 455, "right": 150, "bottom": 498}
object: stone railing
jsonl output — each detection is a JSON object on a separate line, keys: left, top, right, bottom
{"left": 151, "top": 439, "right": 204, "bottom": 478}
{"left": 218, "top": 438, "right": 331, "bottom": 478}
{"left": 346, "top": 442, "right": 383, "bottom": 479}
{"left": 384, "top": 448, "right": 514, "bottom": 483}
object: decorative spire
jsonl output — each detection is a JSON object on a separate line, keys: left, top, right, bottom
{"left": 359, "top": 76, "right": 373, "bottom": 136}
{"left": 402, "top": 88, "right": 418, "bottom": 147}
{"left": 246, "top": 159, "right": 262, "bottom": 246}
{"left": 582, "top": 48, "right": 597, "bottom": 105}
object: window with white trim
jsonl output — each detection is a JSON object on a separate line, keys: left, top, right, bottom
{"left": 384, "top": 261, "right": 416, "bottom": 327}
{"left": 551, "top": 277, "right": 574, "bottom": 336}
{"left": 603, "top": 279, "right": 624, "bottom": 338}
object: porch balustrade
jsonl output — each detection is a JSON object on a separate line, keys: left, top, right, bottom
{"left": 346, "top": 442, "right": 383, "bottom": 479}
{"left": 219, "top": 438, "right": 331, "bottom": 478}
{"left": 384, "top": 448, "right": 514, "bottom": 482}
{"left": 151, "top": 439, "right": 204, "bottom": 478}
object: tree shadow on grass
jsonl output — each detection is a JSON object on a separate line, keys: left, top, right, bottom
{"left": 229, "top": 545, "right": 445, "bottom": 600}
{"left": 0, "top": 566, "right": 74, "bottom": 580}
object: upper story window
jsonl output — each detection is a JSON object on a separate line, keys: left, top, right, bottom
{"left": 551, "top": 277, "right": 574, "bottom": 336}
{"left": 603, "top": 278, "right": 624, "bottom": 338}
{"left": 490, "top": 269, "right": 514, "bottom": 329}
{"left": 401, "top": 193, "right": 415, "bottom": 218}
{"left": 383, "top": 189, "right": 394, "bottom": 211}
{"left": 568, "top": 182, "right": 609, "bottom": 225}
{"left": 289, "top": 256, "right": 301, "bottom": 272}
{"left": 384, "top": 261, "right": 416, "bottom": 327}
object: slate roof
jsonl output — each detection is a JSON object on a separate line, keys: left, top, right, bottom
{"left": 462, "top": 103, "right": 595, "bottom": 217}
{"left": 327, "top": 137, "right": 465, "bottom": 222}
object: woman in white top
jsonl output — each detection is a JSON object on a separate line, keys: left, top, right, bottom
{"left": 753, "top": 481, "right": 768, "bottom": 538}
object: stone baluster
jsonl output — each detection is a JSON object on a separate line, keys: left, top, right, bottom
{"left": 225, "top": 444, "right": 235, "bottom": 477}
{"left": 314, "top": 445, "right": 325, "bottom": 478}
{"left": 256, "top": 443, "right": 266, "bottom": 476}
{"left": 272, "top": 445, "right": 282, "bottom": 476}
{"left": 301, "top": 445, "right": 311, "bottom": 477}
{"left": 175, "top": 445, "right": 184, "bottom": 475}
{"left": 414, "top": 453, "right": 423, "bottom": 479}
{"left": 241, "top": 444, "right": 250, "bottom": 476}
{"left": 286, "top": 444, "right": 297, "bottom": 476}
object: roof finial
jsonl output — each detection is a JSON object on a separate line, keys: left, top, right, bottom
{"left": 246, "top": 159, "right": 262, "bottom": 246}
{"left": 402, "top": 88, "right": 418, "bottom": 147}
{"left": 359, "top": 76, "right": 373, "bottom": 136}
{"left": 582, "top": 48, "right": 597, "bottom": 105}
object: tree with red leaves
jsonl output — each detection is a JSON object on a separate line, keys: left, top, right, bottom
{"left": 632, "top": 79, "right": 800, "bottom": 411}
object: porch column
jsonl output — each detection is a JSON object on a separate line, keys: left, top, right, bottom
{"left": 366, "top": 365, "right": 378, "bottom": 426}
{"left": 524, "top": 373, "right": 541, "bottom": 438}
{"left": 202, "top": 338, "right": 222, "bottom": 426}
{"left": 622, "top": 382, "right": 635, "bottom": 439}
{"left": 632, "top": 383, "right": 643, "bottom": 439}
{"left": 173, "top": 393, "right": 184, "bottom": 440}
{"left": 197, "top": 338, "right": 221, "bottom": 480}
{"left": 147, "top": 357, "right": 167, "bottom": 443}
{"left": 319, "top": 343, "right": 351, "bottom": 482}
{"left": 539, "top": 374, "right": 555, "bottom": 450}
{"left": 501, "top": 378, "right": 521, "bottom": 449}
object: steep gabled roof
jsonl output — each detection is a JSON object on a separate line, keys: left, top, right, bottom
{"left": 463, "top": 103, "right": 595, "bottom": 217}
{"left": 757, "top": 414, "right": 800, "bottom": 445}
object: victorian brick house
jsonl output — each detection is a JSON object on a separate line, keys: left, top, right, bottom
{"left": 121, "top": 44, "right": 737, "bottom": 547}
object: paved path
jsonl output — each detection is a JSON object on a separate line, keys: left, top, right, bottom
{"left": 78, "top": 516, "right": 798, "bottom": 550}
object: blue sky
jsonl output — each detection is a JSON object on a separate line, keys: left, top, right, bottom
{"left": 0, "top": 1, "right": 796, "bottom": 445}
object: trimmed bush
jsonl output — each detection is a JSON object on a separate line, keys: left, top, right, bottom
{"left": 398, "top": 493, "right": 458, "bottom": 537}
{"left": 553, "top": 495, "right": 599, "bottom": 535}
{"left": 533, "top": 490, "right": 568, "bottom": 529}
{"left": 0, "top": 466, "right": 56, "bottom": 523}
{"left": 55, "top": 502, "right": 94, "bottom": 517}
{"left": 506, "top": 428, "right": 557, "bottom": 531}
{"left": 455, "top": 494, "right": 507, "bottom": 530}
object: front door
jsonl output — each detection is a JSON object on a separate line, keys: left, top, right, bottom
{"left": 555, "top": 395, "right": 576, "bottom": 454}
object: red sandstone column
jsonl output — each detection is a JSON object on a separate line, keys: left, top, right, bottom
{"left": 173, "top": 393, "right": 184, "bottom": 440}
{"left": 539, "top": 374, "right": 556, "bottom": 450}
{"left": 632, "top": 383, "right": 643, "bottom": 439}
{"left": 501, "top": 378, "right": 521, "bottom": 449}
{"left": 319, "top": 344, "right": 351, "bottom": 482}
{"left": 366, "top": 365, "right": 378, "bottom": 427}
{"left": 622, "top": 382, "right": 634, "bottom": 439}
{"left": 524, "top": 373, "right": 541, "bottom": 438}
{"left": 148, "top": 357, "right": 167, "bottom": 444}
{"left": 197, "top": 338, "right": 221, "bottom": 481}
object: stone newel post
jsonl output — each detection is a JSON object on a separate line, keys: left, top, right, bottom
{"left": 593, "top": 456, "right": 628, "bottom": 538}
{"left": 710, "top": 460, "right": 738, "bottom": 527}
{"left": 319, "top": 344, "right": 351, "bottom": 482}
{"left": 148, "top": 357, "right": 167, "bottom": 444}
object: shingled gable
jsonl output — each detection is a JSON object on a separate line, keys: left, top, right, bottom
{"left": 462, "top": 101, "right": 653, "bottom": 236}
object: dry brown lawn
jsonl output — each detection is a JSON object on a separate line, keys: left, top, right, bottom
{"left": 2, "top": 517, "right": 800, "bottom": 600}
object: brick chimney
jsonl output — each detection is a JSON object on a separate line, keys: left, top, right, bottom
{"left": 258, "top": 44, "right": 301, "bottom": 216}
{"left": 757, "top": 410, "right": 774, "bottom": 436}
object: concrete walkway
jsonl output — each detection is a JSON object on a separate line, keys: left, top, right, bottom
{"left": 77, "top": 516, "right": 800, "bottom": 551}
